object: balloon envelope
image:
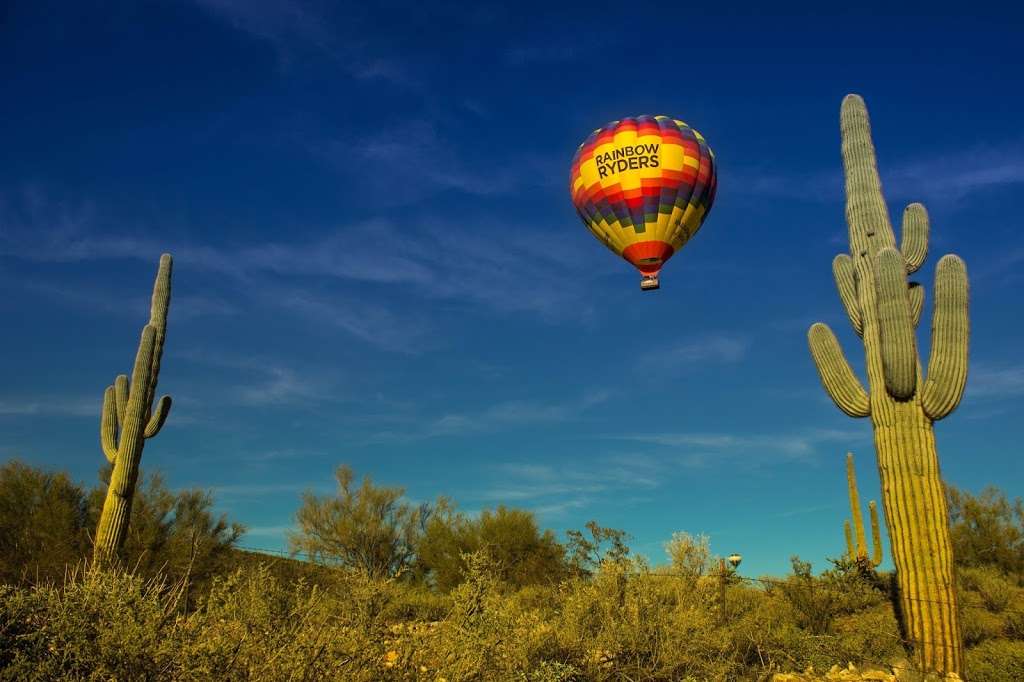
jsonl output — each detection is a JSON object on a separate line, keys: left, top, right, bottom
{"left": 569, "top": 115, "right": 717, "bottom": 283}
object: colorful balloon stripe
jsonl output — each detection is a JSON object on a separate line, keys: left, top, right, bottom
{"left": 570, "top": 115, "right": 717, "bottom": 276}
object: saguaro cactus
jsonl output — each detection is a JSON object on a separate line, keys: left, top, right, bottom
{"left": 93, "top": 254, "right": 173, "bottom": 564}
{"left": 808, "top": 96, "right": 967, "bottom": 676}
{"left": 843, "top": 452, "right": 882, "bottom": 569}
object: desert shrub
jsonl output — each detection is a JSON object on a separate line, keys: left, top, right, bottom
{"left": 380, "top": 581, "right": 451, "bottom": 622}
{"left": 947, "top": 484, "right": 1024, "bottom": 577}
{"left": 965, "top": 638, "right": 1024, "bottom": 681}
{"left": 403, "top": 549, "right": 579, "bottom": 681}
{"left": 557, "top": 559, "right": 736, "bottom": 681}
{"left": 0, "top": 567, "right": 178, "bottom": 681}
{"left": 957, "top": 564, "right": 1024, "bottom": 649}
{"left": 829, "top": 604, "right": 904, "bottom": 667}
{"left": 0, "top": 460, "right": 91, "bottom": 586}
{"left": 727, "top": 583, "right": 811, "bottom": 675}
{"left": 170, "top": 564, "right": 386, "bottom": 680}
{"left": 664, "top": 531, "right": 714, "bottom": 583}
{"left": 288, "top": 464, "right": 429, "bottom": 579}
{"left": 416, "top": 501, "right": 568, "bottom": 592}
{"left": 0, "top": 457, "right": 244, "bottom": 612}
{"left": 960, "top": 565, "right": 1018, "bottom": 613}
{"left": 776, "top": 557, "right": 887, "bottom": 636}
{"left": 565, "top": 521, "right": 630, "bottom": 578}
{"left": 512, "top": 583, "right": 562, "bottom": 616}
{"left": 415, "top": 549, "right": 523, "bottom": 678}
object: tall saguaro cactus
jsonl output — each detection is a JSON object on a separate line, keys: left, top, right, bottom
{"left": 93, "top": 254, "right": 173, "bottom": 564}
{"left": 808, "top": 96, "right": 968, "bottom": 676}
{"left": 843, "top": 452, "right": 882, "bottom": 569}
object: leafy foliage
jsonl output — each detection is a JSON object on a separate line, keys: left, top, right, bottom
{"left": 3, "top": 457, "right": 1024, "bottom": 680}
{"left": 288, "top": 464, "right": 429, "bottom": 579}
{"left": 90, "top": 464, "right": 244, "bottom": 601}
{"left": 947, "top": 483, "right": 1024, "bottom": 576}
{"left": 416, "top": 500, "right": 567, "bottom": 591}
{"left": 565, "top": 520, "right": 631, "bottom": 577}
{"left": 0, "top": 458, "right": 242, "bottom": 606}
{"left": 0, "top": 460, "right": 91, "bottom": 585}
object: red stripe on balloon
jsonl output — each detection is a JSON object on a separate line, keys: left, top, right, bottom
{"left": 622, "top": 241, "right": 675, "bottom": 274}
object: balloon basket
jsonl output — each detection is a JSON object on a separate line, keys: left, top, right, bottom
{"left": 640, "top": 274, "right": 660, "bottom": 291}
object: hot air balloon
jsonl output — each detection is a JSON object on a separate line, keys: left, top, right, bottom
{"left": 569, "top": 115, "right": 717, "bottom": 290}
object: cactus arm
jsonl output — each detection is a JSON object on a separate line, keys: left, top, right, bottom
{"left": 144, "top": 395, "right": 172, "bottom": 438}
{"left": 874, "top": 248, "right": 918, "bottom": 400}
{"left": 846, "top": 453, "right": 867, "bottom": 557}
{"left": 808, "top": 323, "right": 870, "bottom": 417}
{"left": 869, "top": 500, "right": 883, "bottom": 566}
{"left": 841, "top": 95, "right": 897, "bottom": 257}
{"left": 114, "top": 374, "right": 129, "bottom": 428}
{"left": 101, "top": 385, "right": 118, "bottom": 464}
{"left": 144, "top": 254, "right": 172, "bottom": 415}
{"left": 844, "top": 520, "right": 854, "bottom": 561}
{"left": 921, "top": 255, "right": 970, "bottom": 420}
{"left": 833, "top": 254, "right": 863, "bottom": 335}
{"left": 900, "top": 203, "right": 929, "bottom": 273}
{"left": 909, "top": 283, "right": 924, "bottom": 328}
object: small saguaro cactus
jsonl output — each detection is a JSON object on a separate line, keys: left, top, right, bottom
{"left": 93, "top": 254, "right": 173, "bottom": 565}
{"left": 843, "top": 452, "right": 882, "bottom": 569}
{"left": 808, "top": 96, "right": 968, "bottom": 676}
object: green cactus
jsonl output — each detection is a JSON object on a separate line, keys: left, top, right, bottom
{"left": 93, "top": 254, "right": 173, "bottom": 565}
{"left": 843, "top": 452, "right": 882, "bottom": 568}
{"left": 808, "top": 96, "right": 967, "bottom": 676}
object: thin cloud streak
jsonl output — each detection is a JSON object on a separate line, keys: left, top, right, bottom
{"left": 0, "top": 397, "right": 97, "bottom": 418}
{"left": 474, "top": 454, "right": 663, "bottom": 517}
{"left": 174, "top": 349, "right": 340, "bottom": 408}
{"left": 364, "top": 389, "right": 612, "bottom": 443}
{"left": 0, "top": 189, "right": 606, "bottom": 339}
{"left": 728, "top": 139, "right": 1024, "bottom": 205}
{"left": 615, "top": 427, "right": 867, "bottom": 461}
{"left": 309, "top": 120, "right": 562, "bottom": 203}
{"left": 637, "top": 333, "right": 749, "bottom": 372}
{"left": 967, "top": 363, "right": 1024, "bottom": 399}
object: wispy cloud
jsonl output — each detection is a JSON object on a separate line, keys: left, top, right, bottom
{"left": 236, "top": 366, "right": 323, "bottom": 406}
{"left": 8, "top": 275, "right": 237, "bottom": 321}
{"left": 637, "top": 333, "right": 749, "bottom": 372}
{"left": 244, "top": 524, "right": 295, "bottom": 537}
{"left": 0, "top": 396, "right": 97, "bottom": 417}
{"left": 190, "top": 0, "right": 422, "bottom": 88}
{"left": 258, "top": 283, "right": 433, "bottom": 354}
{"left": 366, "top": 389, "right": 612, "bottom": 443}
{"left": 884, "top": 143, "right": 1024, "bottom": 203}
{"left": 309, "top": 120, "right": 560, "bottom": 202}
{"left": 189, "top": 0, "right": 332, "bottom": 62}
{"left": 504, "top": 44, "right": 581, "bottom": 66}
{"left": 0, "top": 188, "right": 606, "bottom": 342}
{"left": 968, "top": 363, "right": 1024, "bottom": 399}
{"left": 502, "top": 31, "right": 612, "bottom": 68}
{"left": 723, "top": 167, "right": 840, "bottom": 202}
{"left": 175, "top": 348, "right": 336, "bottom": 407}
{"left": 211, "top": 482, "right": 327, "bottom": 498}
{"left": 474, "top": 453, "right": 663, "bottom": 518}
{"left": 615, "top": 427, "right": 866, "bottom": 463}
{"left": 728, "top": 138, "right": 1024, "bottom": 205}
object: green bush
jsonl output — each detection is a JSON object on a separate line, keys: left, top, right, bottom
{"left": 965, "top": 639, "right": 1024, "bottom": 681}
{"left": 0, "top": 567, "right": 177, "bottom": 681}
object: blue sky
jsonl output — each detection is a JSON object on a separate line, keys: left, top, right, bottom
{"left": 2, "top": 1, "right": 1023, "bottom": 577}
